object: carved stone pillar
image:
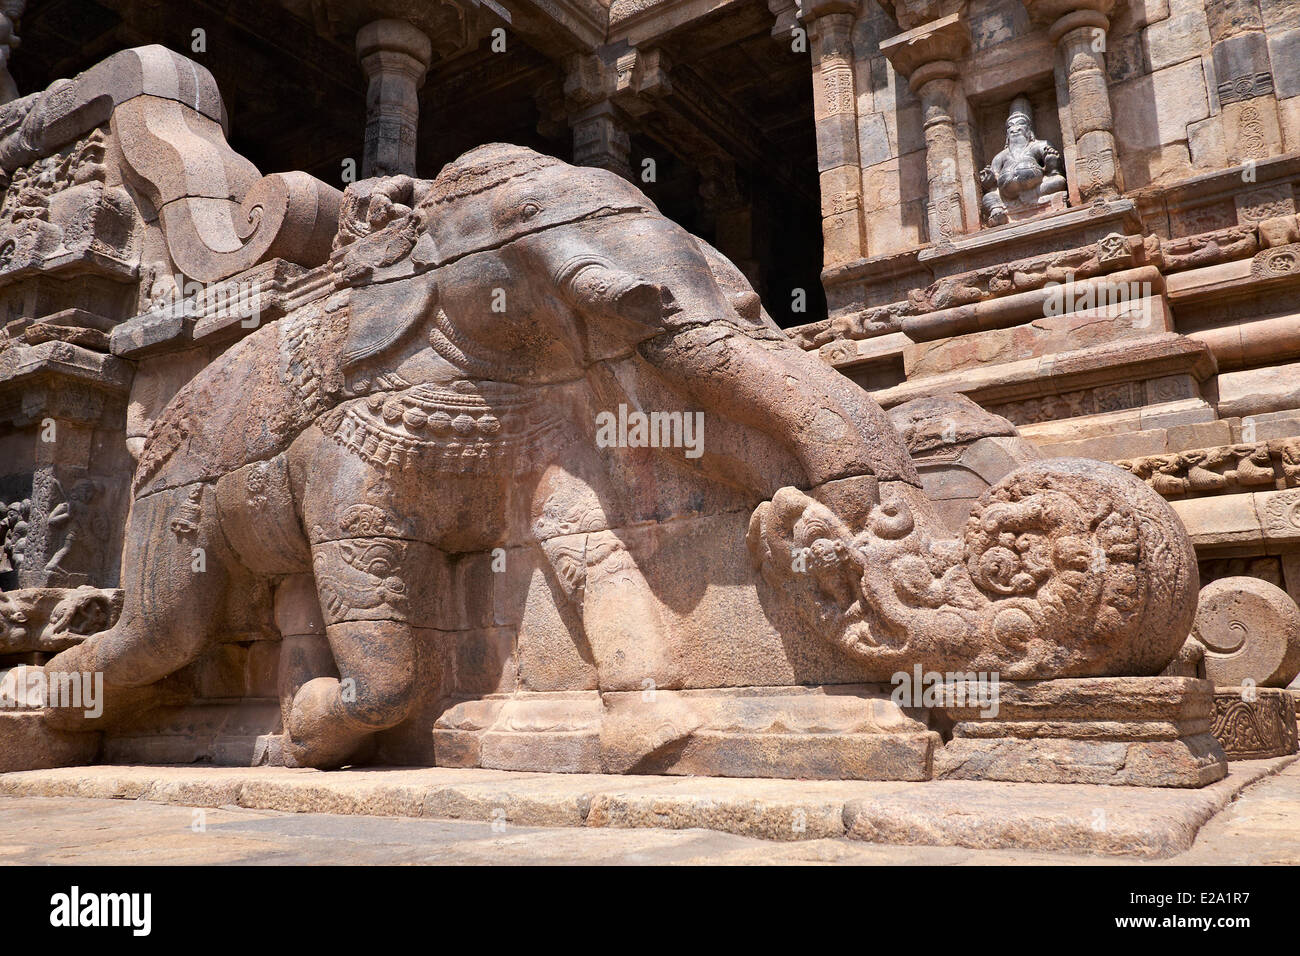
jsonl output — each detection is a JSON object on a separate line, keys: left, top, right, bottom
{"left": 804, "top": 0, "right": 867, "bottom": 267}
{"left": 915, "top": 65, "right": 968, "bottom": 244}
{"left": 1204, "top": 0, "right": 1284, "bottom": 164}
{"left": 880, "top": 13, "right": 973, "bottom": 245}
{"left": 570, "top": 101, "right": 633, "bottom": 179}
{"left": 356, "top": 19, "right": 433, "bottom": 178}
{"left": 699, "top": 155, "right": 761, "bottom": 286}
{"left": 1023, "top": 0, "right": 1121, "bottom": 202}
{"left": 558, "top": 49, "right": 667, "bottom": 181}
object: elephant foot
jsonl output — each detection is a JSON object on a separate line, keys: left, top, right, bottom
{"left": 599, "top": 692, "right": 702, "bottom": 774}
{"left": 13, "top": 644, "right": 161, "bottom": 732}
{"left": 284, "top": 677, "right": 375, "bottom": 770}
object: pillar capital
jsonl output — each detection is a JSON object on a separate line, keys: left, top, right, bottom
{"left": 801, "top": 0, "right": 862, "bottom": 23}
{"left": 876, "top": 0, "right": 966, "bottom": 32}
{"left": 356, "top": 18, "right": 433, "bottom": 68}
{"left": 1020, "top": 0, "right": 1119, "bottom": 32}
{"left": 878, "top": 12, "right": 970, "bottom": 80}
{"left": 356, "top": 19, "right": 434, "bottom": 178}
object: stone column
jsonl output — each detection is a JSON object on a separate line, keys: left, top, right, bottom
{"left": 570, "top": 101, "right": 633, "bottom": 179}
{"left": 559, "top": 48, "right": 670, "bottom": 181}
{"left": 803, "top": 0, "right": 867, "bottom": 267}
{"left": 699, "top": 154, "right": 761, "bottom": 286}
{"left": 561, "top": 53, "right": 633, "bottom": 179}
{"left": 356, "top": 19, "right": 433, "bottom": 179}
{"left": 1023, "top": 0, "right": 1120, "bottom": 201}
{"left": 880, "top": 13, "right": 973, "bottom": 246}
{"left": 915, "top": 63, "right": 968, "bottom": 244}
{"left": 1204, "top": 0, "right": 1284, "bottom": 164}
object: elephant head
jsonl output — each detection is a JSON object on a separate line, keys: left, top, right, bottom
{"left": 326, "top": 143, "right": 919, "bottom": 497}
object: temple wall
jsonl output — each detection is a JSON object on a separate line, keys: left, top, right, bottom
{"left": 792, "top": 0, "right": 1300, "bottom": 649}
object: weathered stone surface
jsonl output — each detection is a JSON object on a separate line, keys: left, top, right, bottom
{"left": 749, "top": 458, "right": 1199, "bottom": 680}
{"left": 4, "top": 131, "right": 1197, "bottom": 785}
{"left": 1211, "top": 688, "right": 1299, "bottom": 759}
{"left": 0, "top": 758, "right": 1289, "bottom": 857}
{"left": 1191, "top": 576, "right": 1300, "bottom": 687}
{"left": 4, "top": 14, "right": 1289, "bottom": 802}
{"left": 933, "top": 676, "right": 1227, "bottom": 787}
{"left": 0, "top": 712, "right": 97, "bottom": 773}
{"left": 0, "top": 586, "right": 121, "bottom": 653}
{"left": 437, "top": 685, "right": 939, "bottom": 781}
{"left": 844, "top": 761, "right": 1280, "bottom": 857}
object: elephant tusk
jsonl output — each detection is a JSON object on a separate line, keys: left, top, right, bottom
{"left": 555, "top": 254, "right": 676, "bottom": 327}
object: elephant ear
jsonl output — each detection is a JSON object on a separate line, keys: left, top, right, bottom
{"left": 339, "top": 264, "right": 438, "bottom": 372}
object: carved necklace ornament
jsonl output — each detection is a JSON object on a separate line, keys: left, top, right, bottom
{"left": 324, "top": 379, "right": 571, "bottom": 475}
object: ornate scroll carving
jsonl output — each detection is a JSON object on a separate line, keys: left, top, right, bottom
{"left": 748, "top": 458, "right": 1199, "bottom": 679}
{"left": 1210, "top": 689, "right": 1298, "bottom": 759}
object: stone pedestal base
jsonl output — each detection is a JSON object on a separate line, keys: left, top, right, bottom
{"left": 1003, "top": 190, "right": 1069, "bottom": 225}
{"left": 434, "top": 685, "right": 940, "bottom": 781}
{"left": 1211, "top": 688, "right": 1299, "bottom": 760}
{"left": 933, "top": 677, "right": 1227, "bottom": 788}
{"left": 0, "top": 712, "right": 99, "bottom": 772}
{"left": 100, "top": 700, "right": 282, "bottom": 766}
{"left": 0, "top": 677, "right": 1234, "bottom": 788}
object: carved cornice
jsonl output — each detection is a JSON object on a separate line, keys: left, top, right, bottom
{"left": 293, "top": 0, "right": 509, "bottom": 59}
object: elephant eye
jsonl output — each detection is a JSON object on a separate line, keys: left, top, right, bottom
{"left": 520, "top": 200, "right": 542, "bottom": 220}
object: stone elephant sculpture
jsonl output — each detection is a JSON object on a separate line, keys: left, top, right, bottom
{"left": 43, "top": 144, "right": 928, "bottom": 769}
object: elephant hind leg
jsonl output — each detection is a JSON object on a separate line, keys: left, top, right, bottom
{"left": 284, "top": 620, "right": 415, "bottom": 770}
{"left": 44, "top": 482, "right": 234, "bottom": 729}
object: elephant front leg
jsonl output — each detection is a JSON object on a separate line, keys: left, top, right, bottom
{"left": 540, "top": 529, "right": 702, "bottom": 773}
{"left": 284, "top": 538, "right": 416, "bottom": 769}
{"left": 575, "top": 531, "right": 679, "bottom": 691}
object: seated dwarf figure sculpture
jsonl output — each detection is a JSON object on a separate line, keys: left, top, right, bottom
{"left": 32, "top": 143, "right": 1198, "bottom": 775}
{"left": 980, "top": 95, "right": 1069, "bottom": 226}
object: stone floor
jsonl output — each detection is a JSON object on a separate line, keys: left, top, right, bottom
{"left": 0, "top": 757, "right": 1296, "bottom": 864}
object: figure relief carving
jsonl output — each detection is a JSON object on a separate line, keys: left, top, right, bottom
{"left": 0, "top": 127, "right": 136, "bottom": 273}
{"left": 313, "top": 538, "right": 410, "bottom": 623}
{"left": 980, "top": 95, "right": 1068, "bottom": 227}
{"left": 1251, "top": 244, "right": 1300, "bottom": 279}
{"left": 1235, "top": 186, "right": 1294, "bottom": 224}
{"left": 42, "top": 478, "right": 107, "bottom": 582}
{"left": 1117, "top": 442, "right": 1285, "bottom": 498}
{"left": 0, "top": 496, "right": 29, "bottom": 575}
